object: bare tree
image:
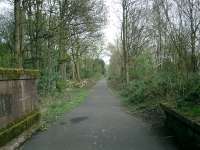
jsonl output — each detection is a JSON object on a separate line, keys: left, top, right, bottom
{"left": 14, "top": 0, "right": 22, "bottom": 67}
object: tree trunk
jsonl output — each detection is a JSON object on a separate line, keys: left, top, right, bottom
{"left": 60, "top": 63, "right": 67, "bottom": 80}
{"left": 74, "top": 55, "right": 81, "bottom": 82}
{"left": 122, "top": 0, "right": 129, "bottom": 84}
{"left": 72, "top": 62, "right": 75, "bottom": 80}
{"left": 14, "top": 0, "right": 22, "bottom": 68}
{"left": 189, "top": 1, "right": 197, "bottom": 72}
{"left": 191, "top": 31, "right": 196, "bottom": 72}
{"left": 71, "top": 47, "right": 81, "bottom": 82}
{"left": 58, "top": 1, "right": 67, "bottom": 80}
{"left": 20, "top": 3, "right": 25, "bottom": 61}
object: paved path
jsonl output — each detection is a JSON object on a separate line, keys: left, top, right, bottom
{"left": 22, "top": 80, "right": 178, "bottom": 150}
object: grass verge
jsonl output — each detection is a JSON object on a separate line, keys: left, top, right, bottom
{"left": 108, "top": 81, "right": 168, "bottom": 126}
{"left": 116, "top": 86, "right": 200, "bottom": 124}
{"left": 40, "top": 88, "right": 89, "bottom": 130}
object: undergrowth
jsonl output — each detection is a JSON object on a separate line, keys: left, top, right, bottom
{"left": 40, "top": 87, "right": 90, "bottom": 130}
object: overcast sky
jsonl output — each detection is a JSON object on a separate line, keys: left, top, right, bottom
{"left": 0, "top": 0, "right": 122, "bottom": 64}
{"left": 104, "top": 0, "right": 121, "bottom": 45}
{"left": 0, "top": 0, "right": 11, "bottom": 14}
{"left": 102, "top": 0, "right": 121, "bottom": 64}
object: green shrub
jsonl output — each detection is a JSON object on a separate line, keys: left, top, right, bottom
{"left": 176, "top": 74, "right": 200, "bottom": 105}
{"left": 183, "top": 86, "right": 200, "bottom": 104}
{"left": 115, "top": 51, "right": 200, "bottom": 106}
{"left": 121, "top": 80, "right": 149, "bottom": 104}
{"left": 56, "top": 80, "right": 68, "bottom": 92}
{"left": 38, "top": 69, "right": 59, "bottom": 95}
{"left": 122, "top": 71, "right": 200, "bottom": 106}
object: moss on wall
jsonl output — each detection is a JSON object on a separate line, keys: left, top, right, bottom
{"left": 0, "top": 68, "right": 40, "bottom": 80}
{"left": 161, "top": 104, "right": 200, "bottom": 149}
{"left": 0, "top": 111, "right": 40, "bottom": 147}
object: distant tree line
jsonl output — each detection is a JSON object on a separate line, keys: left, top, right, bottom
{"left": 0, "top": 0, "right": 106, "bottom": 94}
{"left": 109, "top": 0, "right": 200, "bottom": 105}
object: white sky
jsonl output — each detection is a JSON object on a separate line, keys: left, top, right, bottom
{"left": 103, "top": 0, "right": 121, "bottom": 45}
{"left": 0, "top": 0, "right": 11, "bottom": 14}
{"left": 0, "top": 0, "right": 122, "bottom": 64}
{"left": 101, "top": 0, "right": 121, "bottom": 64}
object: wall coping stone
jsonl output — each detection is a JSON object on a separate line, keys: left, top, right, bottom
{"left": 0, "top": 68, "right": 40, "bottom": 80}
{"left": 160, "top": 104, "right": 200, "bottom": 134}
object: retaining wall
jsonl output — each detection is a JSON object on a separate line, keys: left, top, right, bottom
{"left": 0, "top": 68, "right": 39, "bottom": 129}
{"left": 161, "top": 104, "right": 200, "bottom": 149}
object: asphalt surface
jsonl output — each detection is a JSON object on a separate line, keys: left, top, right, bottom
{"left": 22, "top": 80, "right": 178, "bottom": 150}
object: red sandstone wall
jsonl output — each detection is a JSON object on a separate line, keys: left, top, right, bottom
{"left": 0, "top": 79, "right": 38, "bottom": 128}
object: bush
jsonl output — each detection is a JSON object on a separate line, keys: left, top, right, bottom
{"left": 56, "top": 80, "right": 68, "bottom": 92}
{"left": 113, "top": 51, "right": 200, "bottom": 106}
{"left": 122, "top": 71, "right": 200, "bottom": 106}
{"left": 183, "top": 86, "right": 200, "bottom": 104}
{"left": 176, "top": 74, "right": 200, "bottom": 105}
{"left": 121, "top": 80, "right": 151, "bottom": 104}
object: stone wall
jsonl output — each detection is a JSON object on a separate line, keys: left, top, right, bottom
{"left": 161, "top": 104, "right": 200, "bottom": 150}
{"left": 0, "top": 68, "right": 39, "bottom": 129}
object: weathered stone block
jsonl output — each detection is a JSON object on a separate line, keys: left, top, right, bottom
{"left": 161, "top": 104, "right": 200, "bottom": 150}
{"left": 0, "top": 68, "right": 39, "bottom": 129}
